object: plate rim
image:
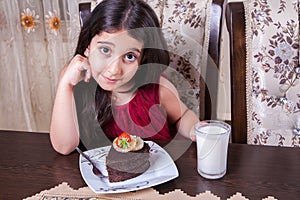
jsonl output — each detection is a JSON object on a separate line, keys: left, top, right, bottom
{"left": 79, "top": 141, "right": 179, "bottom": 194}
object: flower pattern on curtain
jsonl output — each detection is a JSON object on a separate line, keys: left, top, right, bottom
{"left": 0, "top": 0, "right": 85, "bottom": 132}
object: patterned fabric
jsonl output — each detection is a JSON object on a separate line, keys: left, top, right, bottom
{"left": 24, "top": 182, "right": 278, "bottom": 200}
{"left": 146, "top": 0, "right": 211, "bottom": 117}
{"left": 245, "top": 0, "right": 300, "bottom": 146}
{"left": 92, "top": 0, "right": 212, "bottom": 117}
{"left": 0, "top": 0, "right": 83, "bottom": 132}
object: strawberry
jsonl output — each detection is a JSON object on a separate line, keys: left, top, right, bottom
{"left": 116, "top": 132, "right": 131, "bottom": 149}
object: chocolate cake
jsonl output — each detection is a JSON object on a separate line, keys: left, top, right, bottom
{"left": 106, "top": 142, "right": 150, "bottom": 183}
{"left": 106, "top": 143, "right": 150, "bottom": 182}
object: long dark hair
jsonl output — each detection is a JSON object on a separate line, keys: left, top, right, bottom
{"left": 74, "top": 0, "right": 170, "bottom": 126}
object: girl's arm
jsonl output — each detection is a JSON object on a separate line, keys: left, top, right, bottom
{"left": 50, "top": 55, "right": 91, "bottom": 155}
{"left": 159, "top": 76, "right": 199, "bottom": 141}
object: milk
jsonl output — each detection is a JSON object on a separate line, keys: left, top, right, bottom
{"left": 195, "top": 121, "right": 230, "bottom": 179}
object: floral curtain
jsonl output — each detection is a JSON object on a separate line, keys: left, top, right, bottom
{"left": 0, "top": 0, "right": 85, "bottom": 132}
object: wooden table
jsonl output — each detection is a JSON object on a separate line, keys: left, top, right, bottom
{"left": 0, "top": 130, "right": 300, "bottom": 199}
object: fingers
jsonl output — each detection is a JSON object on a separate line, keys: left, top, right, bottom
{"left": 84, "top": 66, "right": 92, "bottom": 83}
{"left": 190, "top": 126, "right": 197, "bottom": 142}
{"left": 73, "top": 55, "right": 92, "bottom": 83}
{"left": 191, "top": 121, "right": 208, "bottom": 142}
{"left": 78, "top": 62, "right": 91, "bottom": 82}
{"left": 190, "top": 135, "right": 196, "bottom": 142}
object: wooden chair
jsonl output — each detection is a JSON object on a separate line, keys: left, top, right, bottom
{"left": 78, "top": 3, "right": 91, "bottom": 27}
{"left": 225, "top": 2, "right": 247, "bottom": 143}
{"left": 78, "top": 0, "right": 225, "bottom": 121}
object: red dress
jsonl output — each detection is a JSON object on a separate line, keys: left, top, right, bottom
{"left": 102, "top": 84, "right": 176, "bottom": 140}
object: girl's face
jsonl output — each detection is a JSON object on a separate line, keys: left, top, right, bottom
{"left": 85, "top": 30, "right": 143, "bottom": 92}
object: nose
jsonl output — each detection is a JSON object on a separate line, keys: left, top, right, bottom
{"left": 106, "top": 57, "right": 122, "bottom": 75}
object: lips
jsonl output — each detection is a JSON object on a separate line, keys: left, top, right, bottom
{"left": 102, "top": 75, "right": 119, "bottom": 83}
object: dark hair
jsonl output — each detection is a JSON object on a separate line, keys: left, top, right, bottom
{"left": 74, "top": 0, "right": 170, "bottom": 126}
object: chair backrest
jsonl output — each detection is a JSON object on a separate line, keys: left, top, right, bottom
{"left": 78, "top": 2, "right": 91, "bottom": 27}
{"left": 205, "top": 0, "right": 225, "bottom": 120}
{"left": 226, "top": 2, "right": 247, "bottom": 143}
{"left": 226, "top": 1, "right": 300, "bottom": 146}
{"left": 78, "top": 0, "right": 225, "bottom": 121}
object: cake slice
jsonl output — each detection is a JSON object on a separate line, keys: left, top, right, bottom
{"left": 106, "top": 133, "right": 151, "bottom": 183}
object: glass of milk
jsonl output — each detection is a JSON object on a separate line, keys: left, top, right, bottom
{"left": 195, "top": 120, "right": 231, "bottom": 179}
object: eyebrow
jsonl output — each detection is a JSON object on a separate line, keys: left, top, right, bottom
{"left": 97, "top": 41, "right": 142, "bottom": 53}
{"left": 129, "top": 48, "right": 142, "bottom": 54}
{"left": 97, "top": 41, "right": 115, "bottom": 47}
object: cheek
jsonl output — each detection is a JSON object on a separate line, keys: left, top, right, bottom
{"left": 88, "top": 54, "right": 107, "bottom": 74}
{"left": 123, "top": 65, "right": 139, "bottom": 78}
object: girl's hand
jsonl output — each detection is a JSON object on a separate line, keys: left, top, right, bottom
{"left": 60, "top": 54, "right": 92, "bottom": 87}
{"left": 190, "top": 121, "right": 208, "bottom": 142}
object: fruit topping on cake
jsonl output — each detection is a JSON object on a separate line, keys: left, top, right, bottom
{"left": 113, "top": 132, "right": 144, "bottom": 152}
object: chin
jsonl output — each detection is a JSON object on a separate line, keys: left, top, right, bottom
{"left": 94, "top": 78, "right": 113, "bottom": 91}
{"left": 100, "top": 84, "right": 115, "bottom": 92}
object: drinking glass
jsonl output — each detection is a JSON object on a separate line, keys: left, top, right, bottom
{"left": 195, "top": 120, "right": 231, "bottom": 179}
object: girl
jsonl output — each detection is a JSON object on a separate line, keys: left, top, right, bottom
{"left": 50, "top": 0, "right": 200, "bottom": 155}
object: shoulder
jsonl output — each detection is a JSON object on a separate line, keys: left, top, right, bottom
{"left": 158, "top": 76, "right": 180, "bottom": 103}
{"left": 158, "top": 76, "right": 185, "bottom": 123}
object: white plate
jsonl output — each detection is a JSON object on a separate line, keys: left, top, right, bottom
{"left": 79, "top": 141, "right": 179, "bottom": 193}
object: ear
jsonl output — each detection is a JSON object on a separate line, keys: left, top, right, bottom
{"left": 84, "top": 46, "right": 90, "bottom": 57}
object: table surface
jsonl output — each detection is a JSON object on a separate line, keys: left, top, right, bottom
{"left": 1, "top": 130, "right": 300, "bottom": 200}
